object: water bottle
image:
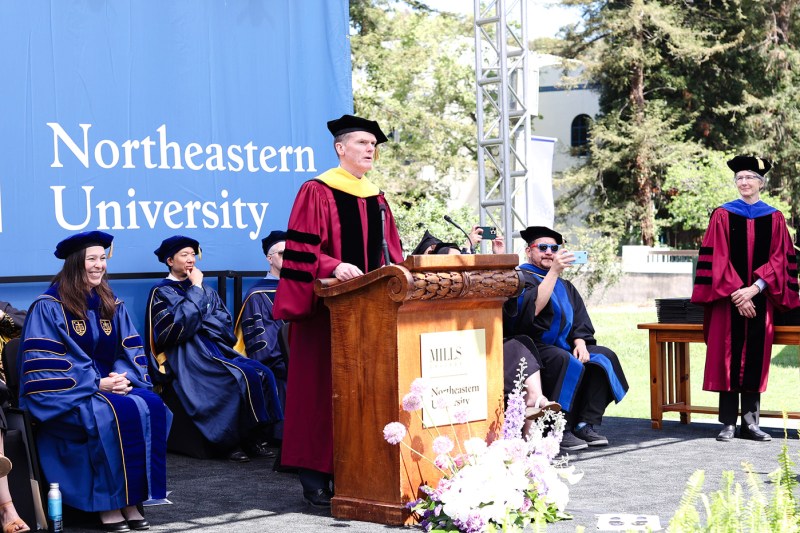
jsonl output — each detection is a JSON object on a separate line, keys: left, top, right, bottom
{"left": 47, "top": 482, "right": 63, "bottom": 533}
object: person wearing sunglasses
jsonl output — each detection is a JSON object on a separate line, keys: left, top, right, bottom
{"left": 504, "top": 226, "right": 629, "bottom": 452}
{"left": 234, "top": 230, "right": 289, "bottom": 457}
{"left": 692, "top": 155, "right": 800, "bottom": 443}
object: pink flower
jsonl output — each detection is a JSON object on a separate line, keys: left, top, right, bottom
{"left": 434, "top": 453, "right": 450, "bottom": 470}
{"left": 410, "top": 377, "right": 430, "bottom": 395}
{"left": 382, "top": 422, "right": 407, "bottom": 445}
{"left": 432, "top": 435, "right": 454, "bottom": 455}
{"left": 433, "top": 395, "right": 451, "bottom": 409}
{"left": 402, "top": 392, "right": 423, "bottom": 412}
{"left": 453, "top": 406, "right": 469, "bottom": 424}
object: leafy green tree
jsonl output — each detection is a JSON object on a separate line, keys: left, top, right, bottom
{"left": 727, "top": 1, "right": 800, "bottom": 223}
{"left": 350, "top": 1, "right": 477, "bottom": 198}
{"left": 556, "top": 0, "right": 737, "bottom": 246}
{"left": 349, "top": 1, "right": 480, "bottom": 247}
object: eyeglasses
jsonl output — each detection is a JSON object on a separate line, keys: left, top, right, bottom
{"left": 735, "top": 174, "right": 761, "bottom": 182}
{"left": 535, "top": 244, "right": 560, "bottom": 252}
{"left": 269, "top": 251, "right": 284, "bottom": 257}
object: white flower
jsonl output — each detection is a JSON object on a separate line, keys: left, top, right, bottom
{"left": 432, "top": 435, "right": 454, "bottom": 455}
{"left": 558, "top": 465, "right": 584, "bottom": 485}
{"left": 463, "top": 437, "right": 487, "bottom": 456}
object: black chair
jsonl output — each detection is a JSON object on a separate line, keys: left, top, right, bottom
{"left": 1, "top": 338, "right": 47, "bottom": 530}
{"left": 159, "top": 383, "right": 217, "bottom": 459}
{"left": 1, "top": 338, "right": 20, "bottom": 408}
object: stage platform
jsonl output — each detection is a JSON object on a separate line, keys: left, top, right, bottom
{"left": 63, "top": 416, "right": 799, "bottom": 532}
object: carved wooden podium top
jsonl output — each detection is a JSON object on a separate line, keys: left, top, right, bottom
{"left": 315, "top": 253, "right": 523, "bottom": 302}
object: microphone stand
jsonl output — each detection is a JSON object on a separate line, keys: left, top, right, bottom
{"left": 444, "top": 215, "right": 474, "bottom": 254}
{"left": 380, "top": 203, "right": 391, "bottom": 266}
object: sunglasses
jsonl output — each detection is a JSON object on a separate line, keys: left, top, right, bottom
{"left": 534, "top": 244, "right": 560, "bottom": 252}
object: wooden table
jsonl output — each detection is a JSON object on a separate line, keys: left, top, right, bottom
{"left": 637, "top": 323, "right": 800, "bottom": 429}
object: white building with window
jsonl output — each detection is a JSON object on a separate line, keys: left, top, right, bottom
{"left": 531, "top": 54, "right": 599, "bottom": 174}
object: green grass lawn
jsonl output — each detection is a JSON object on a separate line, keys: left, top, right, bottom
{"left": 590, "top": 307, "right": 800, "bottom": 421}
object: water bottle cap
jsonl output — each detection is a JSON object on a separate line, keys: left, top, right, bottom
{"left": 50, "top": 482, "right": 59, "bottom": 489}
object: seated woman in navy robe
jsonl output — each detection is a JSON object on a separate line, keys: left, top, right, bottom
{"left": 145, "top": 236, "right": 282, "bottom": 462}
{"left": 19, "top": 231, "right": 170, "bottom": 531}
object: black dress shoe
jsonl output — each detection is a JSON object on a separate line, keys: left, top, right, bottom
{"left": 303, "top": 488, "right": 332, "bottom": 508}
{"left": 246, "top": 442, "right": 276, "bottom": 458}
{"left": 227, "top": 448, "right": 251, "bottom": 463}
{"left": 100, "top": 520, "right": 131, "bottom": 532}
{"left": 740, "top": 423, "right": 772, "bottom": 442}
{"left": 126, "top": 518, "right": 150, "bottom": 531}
{"left": 716, "top": 424, "right": 736, "bottom": 442}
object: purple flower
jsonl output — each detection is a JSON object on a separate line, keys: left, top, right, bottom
{"left": 521, "top": 497, "right": 532, "bottom": 512}
{"left": 382, "top": 422, "right": 407, "bottom": 445}
{"left": 434, "top": 453, "right": 450, "bottom": 470}
{"left": 433, "top": 395, "right": 451, "bottom": 409}
{"left": 402, "top": 392, "right": 423, "bottom": 412}
{"left": 432, "top": 435, "right": 454, "bottom": 455}
{"left": 410, "top": 377, "right": 430, "bottom": 395}
{"left": 502, "top": 391, "right": 526, "bottom": 439}
{"left": 453, "top": 405, "right": 469, "bottom": 424}
{"left": 465, "top": 512, "right": 486, "bottom": 533}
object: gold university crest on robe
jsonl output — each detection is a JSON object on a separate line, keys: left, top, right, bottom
{"left": 71, "top": 320, "right": 86, "bottom": 336}
{"left": 100, "top": 320, "right": 112, "bottom": 336}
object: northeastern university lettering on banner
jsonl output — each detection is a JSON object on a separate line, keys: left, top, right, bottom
{"left": 0, "top": 0, "right": 352, "bottom": 276}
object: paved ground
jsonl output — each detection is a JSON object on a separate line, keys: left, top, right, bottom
{"left": 58, "top": 416, "right": 800, "bottom": 532}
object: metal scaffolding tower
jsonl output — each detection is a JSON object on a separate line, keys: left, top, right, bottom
{"left": 473, "top": 0, "right": 531, "bottom": 249}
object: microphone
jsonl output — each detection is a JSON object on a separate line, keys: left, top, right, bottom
{"left": 379, "top": 203, "right": 391, "bottom": 266}
{"left": 444, "top": 215, "right": 474, "bottom": 254}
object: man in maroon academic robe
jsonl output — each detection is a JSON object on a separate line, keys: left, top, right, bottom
{"left": 691, "top": 155, "right": 800, "bottom": 442}
{"left": 273, "top": 114, "right": 404, "bottom": 507}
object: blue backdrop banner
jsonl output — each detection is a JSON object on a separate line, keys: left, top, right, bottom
{"left": 0, "top": 0, "right": 352, "bottom": 276}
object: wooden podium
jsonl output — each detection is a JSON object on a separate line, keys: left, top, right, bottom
{"left": 314, "top": 254, "right": 522, "bottom": 525}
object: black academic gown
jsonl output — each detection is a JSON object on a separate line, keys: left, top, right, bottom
{"left": 504, "top": 264, "right": 628, "bottom": 425}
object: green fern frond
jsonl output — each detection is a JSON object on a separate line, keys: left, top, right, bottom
{"left": 668, "top": 469, "right": 705, "bottom": 532}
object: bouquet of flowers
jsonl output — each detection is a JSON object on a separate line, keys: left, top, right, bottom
{"left": 382, "top": 363, "right": 581, "bottom": 533}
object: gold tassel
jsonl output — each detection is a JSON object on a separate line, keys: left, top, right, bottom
{"left": 107, "top": 241, "right": 114, "bottom": 259}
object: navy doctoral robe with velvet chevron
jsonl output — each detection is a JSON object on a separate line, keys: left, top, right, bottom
{"left": 19, "top": 285, "right": 170, "bottom": 512}
{"left": 273, "top": 171, "right": 403, "bottom": 474}
{"left": 234, "top": 277, "right": 287, "bottom": 439}
{"left": 234, "top": 278, "right": 287, "bottom": 379}
{"left": 691, "top": 200, "right": 800, "bottom": 393}
{"left": 145, "top": 278, "right": 282, "bottom": 449}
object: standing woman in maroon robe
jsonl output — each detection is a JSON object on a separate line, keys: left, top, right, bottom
{"left": 691, "top": 155, "right": 800, "bottom": 442}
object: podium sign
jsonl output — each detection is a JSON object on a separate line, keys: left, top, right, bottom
{"left": 420, "top": 328, "right": 488, "bottom": 427}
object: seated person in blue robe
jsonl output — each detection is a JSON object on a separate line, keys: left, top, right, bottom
{"left": 504, "top": 226, "right": 629, "bottom": 452}
{"left": 19, "top": 231, "right": 170, "bottom": 531}
{"left": 234, "top": 230, "right": 288, "bottom": 444}
{"left": 145, "top": 236, "right": 282, "bottom": 463}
